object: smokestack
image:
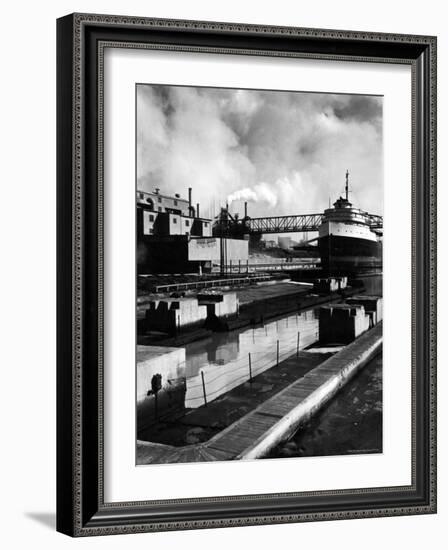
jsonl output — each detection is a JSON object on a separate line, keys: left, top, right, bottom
{"left": 244, "top": 201, "right": 248, "bottom": 218}
{"left": 188, "top": 188, "right": 192, "bottom": 208}
{"left": 196, "top": 203, "right": 200, "bottom": 218}
{"left": 226, "top": 202, "right": 229, "bottom": 211}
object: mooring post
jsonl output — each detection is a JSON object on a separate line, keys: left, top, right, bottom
{"left": 248, "top": 353, "right": 253, "bottom": 383}
{"left": 297, "top": 331, "right": 300, "bottom": 358}
{"left": 277, "top": 340, "right": 279, "bottom": 366}
{"left": 201, "top": 371, "right": 207, "bottom": 407}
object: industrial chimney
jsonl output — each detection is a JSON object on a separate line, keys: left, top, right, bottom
{"left": 188, "top": 187, "right": 192, "bottom": 208}
{"left": 244, "top": 201, "right": 248, "bottom": 218}
{"left": 196, "top": 203, "right": 200, "bottom": 218}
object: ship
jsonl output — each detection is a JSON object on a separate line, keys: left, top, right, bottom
{"left": 318, "top": 171, "right": 382, "bottom": 274}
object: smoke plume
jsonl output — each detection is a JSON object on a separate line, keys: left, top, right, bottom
{"left": 137, "top": 85, "right": 383, "bottom": 220}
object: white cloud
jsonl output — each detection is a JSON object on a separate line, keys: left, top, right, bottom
{"left": 137, "top": 86, "right": 383, "bottom": 220}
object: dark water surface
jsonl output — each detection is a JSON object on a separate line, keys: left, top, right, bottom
{"left": 354, "top": 273, "right": 383, "bottom": 296}
{"left": 268, "top": 354, "right": 383, "bottom": 459}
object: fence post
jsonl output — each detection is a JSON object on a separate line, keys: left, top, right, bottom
{"left": 248, "top": 353, "right": 252, "bottom": 383}
{"left": 297, "top": 332, "right": 300, "bottom": 358}
{"left": 277, "top": 340, "right": 279, "bottom": 366}
{"left": 201, "top": 371, "right": 207, "bottom": 407}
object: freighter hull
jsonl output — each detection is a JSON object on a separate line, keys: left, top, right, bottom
{"left": 319, "top": 234, "right": 382, "bottom": 273}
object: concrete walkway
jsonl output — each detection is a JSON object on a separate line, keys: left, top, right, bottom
{"left": 137, "top": 322, "right": 382, "bottom": 464}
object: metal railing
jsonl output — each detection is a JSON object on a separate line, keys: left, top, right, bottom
{"left": 153, "top": 274, "right": 271, "bottom": 293}
{"left": 225, "top": 262, "right": 321, "bottom": 272}
{"left": 367, "top": 214, "right": 383, "bottom": 229}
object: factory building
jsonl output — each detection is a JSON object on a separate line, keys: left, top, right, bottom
{"left": 137, "top": 188, "right": 248, "bottom": 274}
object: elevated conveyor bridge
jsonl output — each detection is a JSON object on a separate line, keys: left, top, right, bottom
{"left": 247, "top": 214, "right": 323, "bottom": 234}
{"left": 247, "top": 213, "right": 383, "bottom": 234}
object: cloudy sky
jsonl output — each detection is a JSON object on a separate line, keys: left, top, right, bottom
{"left": 137, "top": 84, "right": 383, "bottom": 221}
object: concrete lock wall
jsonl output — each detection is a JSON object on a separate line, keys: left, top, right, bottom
{"left": 346, "top": 295, "right": 383, "bottom": 326}
{"left": 313, "top": 277, "right": 346, "bottom": 293}
{"left": 338, "top": 276, "right": 348, "bottom": 290}
{"left": 198, "top": 292, "right": 239, "bottom": 330}
{"left": 174, "top": 298, "right": 208, "bottom": 330}
{"left": 137, "top": 345, "right": 187, "bottom": 431}
{"left": 145, "top": 297, "right": 208, "bottom": 333}
{"left": 202, "top": 293, "right": 238, "bottom": 317}
{"left": 319, "top": 303, "right": 370, "bottom": 344}
{"left": 214, "top": 293, "right": 239, "bottom": 318}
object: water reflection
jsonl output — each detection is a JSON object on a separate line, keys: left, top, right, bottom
{"left": 184, "top": 309, "right": 319, "bottom": 408}
{"left": 353, "top": 273, "right": 383, "bottom": 296}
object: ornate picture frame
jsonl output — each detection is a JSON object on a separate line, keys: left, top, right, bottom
{"left": 56, "top": 13, "right": 437, "bottom": 536}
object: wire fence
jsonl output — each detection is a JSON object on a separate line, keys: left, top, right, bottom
{"left": 183, "top": 320, "right": 319, "bottom": 408}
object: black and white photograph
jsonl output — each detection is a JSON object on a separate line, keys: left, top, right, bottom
{"left": 1, "top": 0, "right": 441, "bottom": 544}
{"left": 135, "top": 84, "right": 384, "bottom": 465}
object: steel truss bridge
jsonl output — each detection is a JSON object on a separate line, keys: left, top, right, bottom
{"left": 247, "top": 213, "right": 383, "bottom": 234}
{"left": 248, "top": 214, "right": 323, "bottom": 234}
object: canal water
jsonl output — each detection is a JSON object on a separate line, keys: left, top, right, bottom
{"left": 183, "top": 309, "right": 320, "bottom": 408}
{"left": 267, "top": 353, "right": 383, "bottom": 458}
{"left": 353, "top": 273, "right": 382, "bottom": 296}
{"left": 179, "top": 274, "right": 382, "bottom": 409}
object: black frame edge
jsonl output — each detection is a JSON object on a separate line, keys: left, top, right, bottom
{"left": 56, "top": 13, "right": 437, "bottom": 536}
{"left": 56, "top": 14, "right": 75, "bottom": 537}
